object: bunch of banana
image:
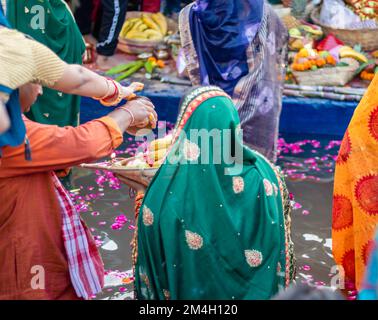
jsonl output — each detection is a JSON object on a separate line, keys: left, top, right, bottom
{"left": 124, "top": 135, "right": 173, "bottom": 169}
{"left": 146, "top": 134, "right": 173, "bottom": 167}
{"left": 120, "top": 13, "right": 168, "bottom": 41}
{"left": 339, "top": 46, "right": 368, "bottom": 63}
{"left": 149, "top": 135, "right": 172, "bottom": 151}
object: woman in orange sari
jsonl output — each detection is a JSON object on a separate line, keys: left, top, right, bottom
{"left": 333, "top": 74, "right": 378, "bottom": 291}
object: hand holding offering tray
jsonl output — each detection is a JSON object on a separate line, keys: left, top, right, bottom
{"left": 80, "top": 134, "right": 173, "bottom": 187}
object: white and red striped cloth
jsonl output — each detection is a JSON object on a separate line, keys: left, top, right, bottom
{"left": 51, "top": 172, "right": 104, "bottom": 299}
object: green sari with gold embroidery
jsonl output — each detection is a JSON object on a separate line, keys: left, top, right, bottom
{"left": 135, "top": 86, "right": 296, "bottom": 300}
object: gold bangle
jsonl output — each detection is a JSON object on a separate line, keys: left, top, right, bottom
{"left": 118, "top": 106, "right": 135, "bottom": 126}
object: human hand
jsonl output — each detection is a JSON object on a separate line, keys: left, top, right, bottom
{"left": 123, "top": 97, "right": 157, "bottom": 135}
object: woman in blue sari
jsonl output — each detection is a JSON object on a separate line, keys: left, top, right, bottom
{"left": 179, "top": 0, "right": 288, "bottom": 162}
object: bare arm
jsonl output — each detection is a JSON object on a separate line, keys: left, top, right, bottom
{"left": 0, "top": 27, "right": 143, "bottom": 105}
{"left": 0, "top": 100, "right": 10, "bottom": 133}
{"left": 52, "top": 63, "right": 112, "bottom": 98}
{"left": 0, "top": 99, "right": 156, "bottom": 175}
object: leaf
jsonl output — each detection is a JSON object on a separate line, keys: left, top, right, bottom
{"left": 336, "top": 62, "right": 349, "bottom": 67}
{"left": 375, "top": 66, "right": 378, "bottom": 74}
{"left": 105, "top": 62, "right": 139, "bottom": 75}
{"left": 354, "top": 59, "right": 376, "bottom": 76}
{"left": 353, "top": 44, "right": 362, "bottom": 53}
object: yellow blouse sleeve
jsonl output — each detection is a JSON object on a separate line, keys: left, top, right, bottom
{"left": 0, "top": 27, "right": 65, "bottom": 90}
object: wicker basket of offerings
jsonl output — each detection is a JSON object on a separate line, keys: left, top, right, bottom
{"left": 291, "top": 47, "right": 360, "bottom": 86}
{"left": 118, "top": 12, "right": 178, "bottom": 54}
{"left": 311, "top": 7, "right": 378, "bottom": 51}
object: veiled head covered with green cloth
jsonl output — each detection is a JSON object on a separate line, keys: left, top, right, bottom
{"left": 6, "top": 0, "right": 85, "bottom": 127}
{"left": 134, "top": 86, "right": 296, "bottom": 300}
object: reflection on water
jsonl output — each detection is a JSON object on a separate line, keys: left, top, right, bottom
{"left": 71, "top": 133, "right": 341, "bottom": 300}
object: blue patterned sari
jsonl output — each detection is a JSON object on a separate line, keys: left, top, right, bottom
{"left": 179, "top": 0, "right": 288, "bottom": 162}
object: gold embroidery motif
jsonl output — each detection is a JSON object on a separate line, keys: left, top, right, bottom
{"left": 142, "top": 205, "right": 154, "bottom": 226}
{"left": 232, "top": 176, "right": 245, "bottom": 194}
{"left": 245, "top": 249, "right": 263, "bottom": 267}
{"left": 263, "top": 179, "right": 273, "bottom": 196}
{"left": 141, "top": 273, "right": 150, "bottom": 288}
{"left": 185, "top": 230, "right": 203, "bottom": 250}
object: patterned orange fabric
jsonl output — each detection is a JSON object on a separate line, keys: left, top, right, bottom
{"left": 333, "top": 74, "right": 378, "bottom": 290}
{"left": 0, "top": 116, "right": 122, "bottom": 299}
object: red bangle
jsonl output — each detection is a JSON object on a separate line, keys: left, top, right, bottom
{"left": 100, "top": 80, "right": 124, "bottom": 107}
{"left": 102, "top": 80, "right": 118, "bottom": 102}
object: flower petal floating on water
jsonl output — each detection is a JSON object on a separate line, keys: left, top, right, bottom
{"left": 302, "top": 265, "right": 311, "bottom": 271}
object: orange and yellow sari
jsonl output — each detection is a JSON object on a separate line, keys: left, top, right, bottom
{"left": 333, "top": 74, "right": 378, "bottom": 290}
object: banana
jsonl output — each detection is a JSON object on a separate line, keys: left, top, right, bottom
{"left": 127, "top": 17, "right": 141, "bottom": 23}
{"left": 141, "top": 14, "right": 162, "bottom": 34}
{"left": 144, "top": 29, "right": 163, "bottom": 40}
{"left": 129, "top": 20, "right": 144, "bottom": 33}
{"left": 152, "top": 12, "right": 168, "bottom": 36}
{"left": 301, "top": 25, "right": 322, "bottom": 36}
{"left": 149, "top": 135, "right": 173, "bottom": 152}
{"left": 120, "top": 20, "right": 135, "bottom": 38}
{"left": 125, "top": 30, "right": 148, "bottom": 40}
{"left": 120, "top": 21, "right": 129, "bottom": 38}
{"left": 147, "top": 148, "right": 168, "bottom": 163}
{"left": 136, "top": 23, "right": 149, "bottom": 32}
{"left": 339, "top": 46, "right": 368, "bottom": 63}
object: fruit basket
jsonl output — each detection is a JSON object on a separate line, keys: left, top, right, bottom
{"left": 80, "top": 157, "right": 158, "bottom": 186}
{"left": 311, "top": 7, "right": 378, "bottom": 51}
{"left": 80, "top": 135, "right": 173, "bottom": 186}
{"left": 118, "top": 11, "right": 178, "bottom": 55}
{"left": 292, "top": 57, "right": 360, "bottom": 86}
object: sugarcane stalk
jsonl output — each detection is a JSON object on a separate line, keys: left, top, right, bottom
{"left": 115, "top": 61, "right": 144, "bottom": 82}
{"left": 105, "top": 61, "right": 141, "bottom": 76}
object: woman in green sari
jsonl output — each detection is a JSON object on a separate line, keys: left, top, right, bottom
{"left": 6, "top": 0, "right": 85, "bottom": 127}
{"left": 122, "top": 86, "right": 296, "bottom": 300}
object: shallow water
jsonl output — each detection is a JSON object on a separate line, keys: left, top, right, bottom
{"left": 71, "top": 133, "right": 341, "bottom": 300}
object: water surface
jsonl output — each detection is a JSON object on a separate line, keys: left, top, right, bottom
{"left": 71, "top": 133, "right": 341, "bottom": 299}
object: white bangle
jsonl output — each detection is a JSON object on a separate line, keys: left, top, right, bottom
{"left": 118, "top": 106, "right": 135, "bottom": 126}
{"left": 93, "top": 78, "right": 112, "bottom": 100}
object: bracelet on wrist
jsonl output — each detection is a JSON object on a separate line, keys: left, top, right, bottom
{"left": 100, "top": 80, "right": 124, "bottom": 107}
{"left": 118, "top": 106, "right": 135, "bottom": 126}
{"left": 92, "top": 78, "right": 112, "bottom": 101}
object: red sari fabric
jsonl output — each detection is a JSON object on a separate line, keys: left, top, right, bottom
{"left": 142, "top": 0, "right": 161, "bottom": 12}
